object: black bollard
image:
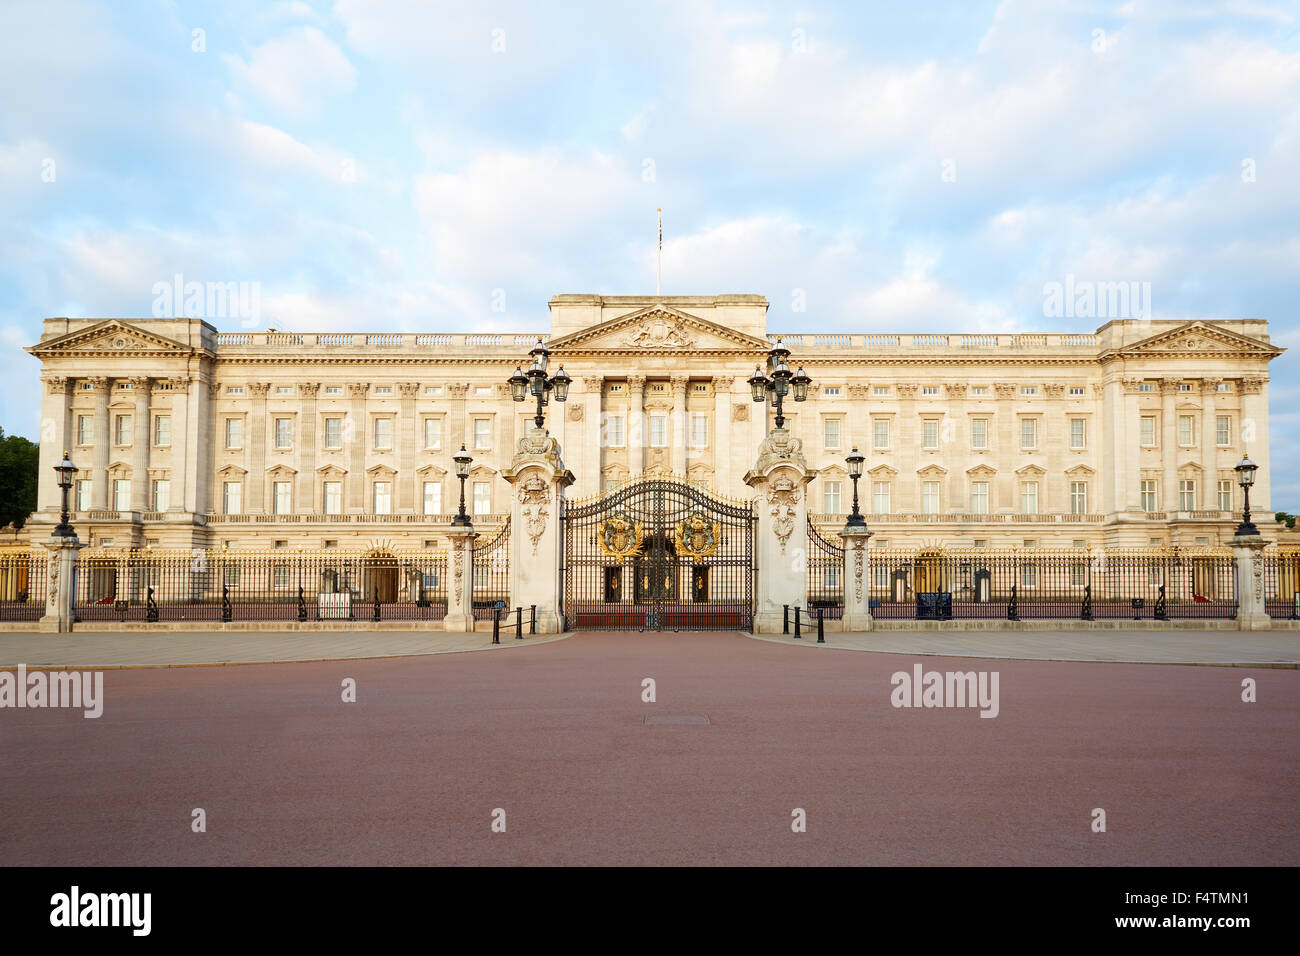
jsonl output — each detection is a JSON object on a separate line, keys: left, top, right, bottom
{"left": 515, "top": 606, "right": 523, "bottom": 639}
{"left": 794, "top": 606, "right": 802, "bottom": 639}
{"left": 783, "top": 604, "right": 790, "bottom": 634}
{"left": 530, "top": 604, "right": 536, "bottom": 635}
{"left": 492, "top": 605, "right": 500, "bottom": 645}
{"left": 817, "top": 607, "right": 825, "bottom": 643}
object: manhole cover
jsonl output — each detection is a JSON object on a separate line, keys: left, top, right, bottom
{"left": 644, "top": 714, "right": 710, "bottom": 725}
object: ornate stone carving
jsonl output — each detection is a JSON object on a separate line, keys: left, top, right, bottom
{"left": 46, "top": 552, "right": 60, "bottom": 614}
{"left": 993, "top": 383, "right": 1017, "bottom": 399}
{"left": 1159, "top": 378, "right": 1183, "bottom": 394}
{"left": 624, "top": 313, "right": 693, "bottom": 349}
{"left": 732, "top": 403, "right": 750, "bottom": 422}
{"left": 1043, "top": 383, "right": 1065, "bottom": 399}
{"left": 397, "top": 382, "right": 420, "bottom": 398}
{"left": 518, "top": 475, "right": 550, "bottom": 556}
{"left": 767, "top": 476, "right": 800, "bottom": 554}
{"left": 127, "top": 376, "right": 151, "bottom": 390}
{"left": 452, "top": 546, "right": 464, "bottom": 607}
{"left": 347, "top": 383, "right": 370, "bottom": 398}
{"left": 582, "top": 376, "right": 604, "bottom": 393}
{"left": 714, "top": 375, "right": 735, "bottom": 391}
{"left": 852, "top": 538, "right": 866, "bottom": 604}
{"left": 297, "top": 382, "right": 320, "bottom": 397}
{"left": 626, "top": 374, "right": 646, "bottom": 391}
{"left": 447, "top": 383, "right": 470, "bottom": 399}
{"left": 897, "top": 383, "right": 919, "bottom": 399}
{"left": 248, "top": 382, "right": 271, "bottom": 397}
{"left": 1200, "top": 377, "right": 1223, "bottom": 394}
{"left": 945, "top": 383, "right": 967, "bottom": 399}
{"left": 669, "top": 375, "right": 690, "bottom": 394}
{"left": 1241, "top": 377, "right": 1266, "bottom": 395}
{"left": 44, "top": 376, "right": 69, "bottom": 394}
{"left": 85, "top": 376, "right": 108, "bottom": 390}
{"left": 514, "top": 427, "right": 567, "bottom": 472}
{"left": 567, "top": 404, "right": 584, "bottom": 422}
{"left": 753, "top": 427, "right": 808, "bottom": 474}
{"left": 847, "top": 384, "right": 869, "bottom": 401}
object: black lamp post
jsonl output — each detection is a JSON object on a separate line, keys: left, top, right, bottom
{"left": 845, "top": 446, "right": 866, "bottom": 529}
{"left": 451, "top": 444, "right": 473, "bottom": 529}
{"left": 53, "top": 451, "right": 77, "bottom": 538}
{"left": 1234, "top": 454, "right": 1259, "bottom": 536}
{"left": 509, "top": 338, "right": 570, "bottom": 429}
{"left": 748, "top": 338, "right": 810, "bottom": 429}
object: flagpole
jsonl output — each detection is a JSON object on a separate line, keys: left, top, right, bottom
{"left": 656, "top": 207, "right": 662, "bottom": 297}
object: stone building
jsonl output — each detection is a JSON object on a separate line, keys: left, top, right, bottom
{"left": 23, "top": 294, "right": 1281, "bottom": 549}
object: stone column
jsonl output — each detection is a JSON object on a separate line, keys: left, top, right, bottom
{"left": 840, "top": 522, "right": 873, "bottom": 631}
{"left": 582, "top": 376, "right": 603, "bottom": 499}
{"left": 500, "top": 427, "right": 574, "bottom": 633}
{"left": 627, "top": 375, "right": 645, "bottom": 478}
{"left": 1160, "top": 378, "right": 1179, "bottom": 514}
{"left": 447, "top": 383, "right": 469, "bottom": 456}
{"left": 670, "top": 375, "right": 689, "bottom": 477}
{"left": 38, "top": 377, "right": 72, "bottom": 512}
{"left": 745, "top": 428, "right": 817, "bottom": 633}
{"left": 443, "top": 526, "right": 475, "bottom": 632}
{"left": 1201, "top": 378, "right": 1219, "bottom": 514}
{"left": 247, "top": 382, "right": 270, "bottom": 514}
{"left": 1241, "top": 376, "right": 1270, "bottom": 514}
{"left": 129, "top": 377, "right": 151, "bottom": 512}
{"left": 1230, "top": 532, "right": 1270, "bottom": 630}
{"left": 89, "top": 377, "right": 109, "bottom": 510}
{"left": 993, "top": 382, "right": 1016, "bottom": 513}
{"left": 168, "top": 377, "right": 189, "bottom": 512}
{"left": 347, "top": 382, "right": 368, "bottom": 514}
{"left": 397, "top": 382, "right": 418, "bottom": 513}
{"left": 297, "top": 382, "right": 319, "bottom": 514}
{"left": 895, "top": 383, "right": 919, "bottom": 511}
{"left": 714, "top": 376, "right": 734, "bottom": 495}
{"left": 40, "top": 533, "right": 85, "bottom": 633}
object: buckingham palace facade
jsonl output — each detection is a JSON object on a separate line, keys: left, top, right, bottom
{"left": 23, "top": 294, "right": 1281, "bottom": 550}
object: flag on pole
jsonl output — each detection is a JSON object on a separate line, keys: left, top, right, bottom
{"left": 656, "top": 207, "right": 662, "bottom": 296}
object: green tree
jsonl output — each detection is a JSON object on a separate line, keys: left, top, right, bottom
{"left": 1276, "top": 512, "right": 1297, "bottom": 530}
{"left": 0, "top": 429, "right": 40, "bottom": 530}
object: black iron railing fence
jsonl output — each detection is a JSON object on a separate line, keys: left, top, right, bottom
{"left": 864, "top": 547, "right": 1237, "bottom": 620}
{"left": 471, "top": 517, "right": 511, "bottom": 620}
{"left": 1263, "top": 547, "right": 1300, "bottom": 620}
{"left": 806, "top": 518, "right": 844, "bottom": 619}
{"left": 70, "top": 548, "right": 448, "bottom": 622}
{"left": 0, "top": 549, "right": 48, "bottom": 621}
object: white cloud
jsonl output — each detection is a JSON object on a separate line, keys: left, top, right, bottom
{"left": 224, "top": 27, "right": 357, "bottom": 115}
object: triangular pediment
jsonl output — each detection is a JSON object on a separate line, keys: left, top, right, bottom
{"left": 316, "top": 464, "right": 347, "bottom": 478}
{"left": 966, "top": 464, "right": 997, "bottom": 478}
{"left": 216, "top": 464, "right": 248, "bottom": 477}
{"left": 547, "top": 305, "right": 771, "bottom": 354}
{"left": 1065, "top": 464, "right": 1096, "bottom": 477}
{"left": 1105, "top": 322, "right": 1282, "bottom": 359}
{"left": 1015, "top": 464, "right": 1046, "bottom": 477}
{"left": 916, "top": 464, "right": 948, "bottom": 478}
{"left": 415, "top": 463, "right": 447, "bottom": 479}
{"left": 867, "top": 464, "right": 897, "bottom": 477}
{"left": 366, "top": 464, "right": 398, "bottom": 478}
{"left": 28, "top": 320, "right": 193, "bottom": 357}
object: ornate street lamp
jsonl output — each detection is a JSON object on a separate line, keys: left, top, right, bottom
{"left": 451, "top": 444, "right": 473, "bottom": 529}
{"left": 510, "top": 338, "right": 570, "bottom": 429}
{"left": 748, "top": 338, "right": 810, "bottom": 429}
{"left": 53, "top": 451, "right": 78, "bottom": 538}
{"left": 1234, "top": 454, "right": 1259, "bottom": 536}
{"left": 844, "top": 446, "right": 867, "bottom": 530}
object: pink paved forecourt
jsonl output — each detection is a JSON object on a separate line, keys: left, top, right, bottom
{"left": 1, "top": 630, "right": 1295, "bottom": 866}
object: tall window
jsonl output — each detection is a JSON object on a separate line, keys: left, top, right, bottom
{"left": 1020, "top": 481, "right": 1039, "bottom": 514}
{"left": 423, "top": 481, "right": 442, "bottom": 516}
{"left": 970, "top": 481, "right": 989, "bottom": 515}
{"left": 114, "top": 415, "right": 132, "bottom": 446}
{"left": 1069, "top": 418, "right": 1085, "bottom": 449}
{"left": 823, "top": 481, "right": 842, "bottom": 514}
{"left": 374, "top": 418, "right": 393, "bottom": 450}
{"left": 1020, "top": 418, "right": 1037, "bottom": 449}
{"left": 273, "top": 481, "right": 291, "bottom": 514}
{"left": 971, "top": 419, "right": 988, "bottom": 449}
{"left": 690, "top": 413, "right": 709, "bottom": 449}
{"left": 605, "top": 416, "right": 626, "bottom": 447}
{"left": 872, "top": 420, "right": 889, "bottom": 450}
{"left": 1070, "top": 481, "right": 1087, "bottom": 514}
{"left": 921, "top": 481, "right": 940, "bottom": 514}
{"left": 1215, "top": 415, "right": 1230, "bottom": 446}
{"left": 872, "top": 481, "right": 891, "bottom": 514}
{"left": 372, "top": 481, "right": 392, "bottom": 514}
{"left": 225, "top": 418, "right": 243, "bottom": 449}
{"left": 1140, "top": 479, "right": 1158, "bottom": 512}
{"left": 1140, "top": 416, "right": 1156, "bottom": 446}
{"left": 112, "top": 479, "right": 131, "bottom": 510}
{"left": 1178, "top": 415, "right": 1195, "bottom": 446}
{"left": 77, "top": 415, "right": 92, "bottom": 445}
{"left": 424, "top": 418, "right": 442, "bottom": 450}
{"left": 153, "top": 415, "right": 171, "bottom": 446}
{"left": 649, "top": 413, "right": 668, "bottom": 447}
{"left": 1179, "top": 479, "right": 1196, "bottom": 511}
{"left": 323, "top": 481, "right": 341, "bottom": 515}
{"left": 324, "top": 418, "right": 342, "bottom": 449}
{"left": 472, "top": 481, "right": 491, "bottom": 515}
{"left": 274, "top": 418, "right": 292, "bottom": 449}
{"left": 473, "top": 418, "right": 492, "bottom": 450}
{"left": 223, "top": 481, "right": 242, "bottom": 515}
{"left": 824, "top": 419, "right": 841, "bottom": 450}
{"left": 75, "top": 480, "right": 91, "bottom": 511}
{"left": 1218, "top": 480, "right": 1232, "bottom": 511}
{"left": 151, "top": 479, "right": 170, "bottom": 512}
{"left": 922, "top": 420, "right": 939, "bottom": 449}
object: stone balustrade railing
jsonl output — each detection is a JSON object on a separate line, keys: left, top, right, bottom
{"left": 213, "top": 332, "right": 549, "bottom": 349}
{"left": 768, "top": 333, "right": 1100, "bottom": 350}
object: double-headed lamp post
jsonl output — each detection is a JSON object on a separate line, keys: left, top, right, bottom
{"left": 509, "top": 338, "right": 571, "bottom": 429}
{"left": 844, "top": 446, "right": 866, "bottom": 530}
{"left": 53, "top": 451, "right": 78, "bottom": 538}
{"left": 451, "top": 444, "right": 473, "bottom": 529}
{"left": 1234, "top": 454, "right": 1259, "bottom": 537}
{"left": 748, "top": 338, "right": 810, "bottom": 429}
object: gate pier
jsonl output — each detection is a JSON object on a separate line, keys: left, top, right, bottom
{"left": 745, "top": 427, "right": 817, "bottom": 634}
{"left": 501, "top": 427, "right": 573, "bottom": 634}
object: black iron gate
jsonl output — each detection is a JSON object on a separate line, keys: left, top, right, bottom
{"left": 562, "top": 478, "right": 755, "bottom": 630}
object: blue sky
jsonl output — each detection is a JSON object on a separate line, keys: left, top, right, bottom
{"left": 1, "top": 0, "right": 1297, "bottom": 499}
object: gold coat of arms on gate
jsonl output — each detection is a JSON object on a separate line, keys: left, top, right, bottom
{"left": 598, "top": 511, "right": 645, "bottom": 560}
{"left": 675, "top": 512, "right": 720, "bottom": 564}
